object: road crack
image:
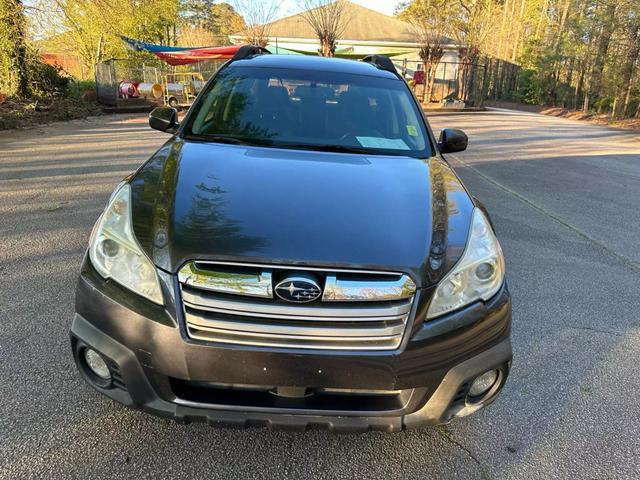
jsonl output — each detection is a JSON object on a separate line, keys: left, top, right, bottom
{"left": 449, "top": 154, "right": 640, "bottom": 273}
{"left": 436, "top": 425, "right": 492, "bottom": 480}
{"left": 568, "top": 325, "right": 624, "bottom": 337}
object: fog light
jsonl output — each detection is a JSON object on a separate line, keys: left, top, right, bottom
{"left": 469, "top": 370, "right": 499, "bottom": 398}
{"left": 83, "top": 348, "right": 111, "bottom": 380}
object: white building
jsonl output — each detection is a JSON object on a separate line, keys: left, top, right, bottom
{"left": 229, "top": 1, "right": 460, "bottom": 88}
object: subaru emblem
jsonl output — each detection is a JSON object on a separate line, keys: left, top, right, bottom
{"left": 274, "top": 275, "right": 322, "bottom": 303}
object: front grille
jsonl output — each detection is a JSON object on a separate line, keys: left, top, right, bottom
{"left": 178, "top": 262, "right": 416, "bottom": 351}
{"left": 170, "top": 379, "right": 414, "bottom": 413}
{"left": 107, "top": 360, "right": 127, "bottom": 391}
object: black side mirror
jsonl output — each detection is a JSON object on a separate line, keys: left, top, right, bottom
{"left": 149, "top": 107, "right": 179, "bottom": 134}
{"left": 438, "top": 128, "right": 468, "bottom": 153}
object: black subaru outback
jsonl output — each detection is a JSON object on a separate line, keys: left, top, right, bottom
{"left": 71, "top": 46, "right": 512, "bottom": 432}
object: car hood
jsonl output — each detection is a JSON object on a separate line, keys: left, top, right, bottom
{"left": 130, "top": 138, "right": 473, "bottom": 287}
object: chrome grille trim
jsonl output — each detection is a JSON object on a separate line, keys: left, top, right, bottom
{"left": 178, "top": 262, "right": 273, "bottom": 298}
{"left": 183, "top": 321, "right": 404, "bottom": 350}
{"left": 185, "top": 314, "right": 407, "bottom": 337}
{"left": 182, "top": 288, "right": 412, "bottom": 320}
{"left": 191, "top": 261, "right": 405, "bottom": 276}
{"left": 178, "top": 262, "right": 416, "bottom": 351}
{"left": 323, "top": 274, "right": 416, "bottom": 302}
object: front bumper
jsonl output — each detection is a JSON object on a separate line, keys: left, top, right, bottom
{"left": 71, "top": 260, "right": 512, "bottom": 432}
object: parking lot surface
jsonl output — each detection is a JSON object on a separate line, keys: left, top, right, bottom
{"left": 1, "top": 110, "right": 639, "bottom": 479}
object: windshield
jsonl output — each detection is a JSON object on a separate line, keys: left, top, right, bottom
{"left": 184, "top": 66, "right": 432, "bottom": 158}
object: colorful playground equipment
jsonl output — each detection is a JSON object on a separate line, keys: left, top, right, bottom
{"left": 161, "top": 73, "right": 205, "bottom": 108}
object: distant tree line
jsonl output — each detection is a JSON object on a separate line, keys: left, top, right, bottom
{"left": 5, "top": 0, "right": 638, "bottom": 117}
{"left": 30, "top": 0, "right": 246, "bottom": 77}
{"left": 397, "top": 0, "right": 640, "bottom": 118}
{"left": 0, "top": 0, "right": 281, "bottom": 96}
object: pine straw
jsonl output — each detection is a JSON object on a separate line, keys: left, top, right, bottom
{"left": 485, "top": 100, "right": 640, "bottom": 131}
{"left": 0, "top": 97, "right": 103, "bottom": 130}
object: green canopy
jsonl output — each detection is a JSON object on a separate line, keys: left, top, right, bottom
{"left": 265, "top": 45, "right": 303, "bottom": 55}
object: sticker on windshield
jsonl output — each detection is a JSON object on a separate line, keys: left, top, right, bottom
{"left": 356, "top": 137, "right": 410, "bottom": 150}
{"left": 406, "top": 125, "right": 419, "bottom": 137}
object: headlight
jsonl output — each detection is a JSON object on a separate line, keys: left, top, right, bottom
{"left": 89, "top": 184, "right": 163, "bottom": 305}
{"left": 427, "top": 208, "right": 504, "bottom": 319}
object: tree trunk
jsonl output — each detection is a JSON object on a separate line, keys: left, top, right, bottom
{"left": 574, "top": 70, "right": 584, "bottom": 110}
{"left": 457, "top": 48, "right": 478, "bottom": 103}
{"left": 508, "top": 0, "right": 517, "bottom": 60}
{"left": 617, "top": 23, "right": 640, "bottom": 118}
{"left": 457, "top": 60, "right": 469, "bottom": 102}
{"left": 566, "top": 59, "right": 574, "bottom": 93}
{"left": 419, "top": 60, "right": 427, "bottom": 101}
{"left": 535, "top": 0, "right": 550, "bottom": 40}
{"left": 426, "top": 56, "right": 443, "bottom": 103}
{"left": 588, "top": 2, "right": 617, "bottom": 110}
{"left": 95, "top": 35, "right": 104, "bottom": 65}
{"left": 492, "top": 58, "right": 500, "bottom": 100}
{"left": 511, "top": 0, "right": 527, "bottom": 62}
{"left": 320, "top": 39, "right": 334, "bottom": 57}
{"left": 497, "top": 0, "right": 510, "bottom": 59}
{"left": 623, "top": 81, "right": 634, "bottom": 118}
{"left": 544, "top": 0, "right": 572, "bottom": 104}
{"left": 3, "top": 0, "right": 30, "bottom": 98}
{"left": 554, "top": 0, "right": 571, "bottom": 51}
{"left": 582, "top": 68, "right": 592, "bottom": 112}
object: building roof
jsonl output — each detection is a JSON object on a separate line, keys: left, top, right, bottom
{"left": 248, "top": 1, "right": 418, "bottom": 43}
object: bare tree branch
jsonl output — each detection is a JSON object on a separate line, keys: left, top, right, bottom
{"left": 297, "top": 0, "right": 350, "bottom": 56}
{"left": 399, "top": 0, "right": 451, "bottom": 101}
{"left": 232, "top": 0, "right": 281, "bottom": 47}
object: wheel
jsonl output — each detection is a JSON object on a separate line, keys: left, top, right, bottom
{"left": 168, "top": 97, "right": 178, "bottom": 108}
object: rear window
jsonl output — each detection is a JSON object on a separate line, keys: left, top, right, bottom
{"left": 184, "top": 66, "right": 432, "bottom": 158}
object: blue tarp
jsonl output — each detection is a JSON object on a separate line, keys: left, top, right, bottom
{"left": 120, "top": 36, "right": 198, "bottom": 53}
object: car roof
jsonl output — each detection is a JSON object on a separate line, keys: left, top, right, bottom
{"left": 229, "top": 54, "right": 400, "bottom": 80}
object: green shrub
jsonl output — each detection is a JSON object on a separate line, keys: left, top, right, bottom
{"left": 26, "top": 50, "right": 70, "bottom": 98}
{"left": 513, "top": 69, "right": 540, "bottom": 105}
{"left": 67, "top": 79, "right": 97, "bottom": 99}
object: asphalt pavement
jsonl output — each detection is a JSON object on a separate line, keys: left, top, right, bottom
{"left": 0, "top": 110, "right": 638, "bottom": 479}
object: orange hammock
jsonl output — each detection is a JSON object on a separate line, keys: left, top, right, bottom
{"left": 121, "top": 36, "right": 242, "bottom": 65}
{"left": 153, "top": 45, "right": 243, "bottom": 65}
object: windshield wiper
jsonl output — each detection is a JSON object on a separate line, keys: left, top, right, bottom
{"left": 199, "top": 135, "right": 252, "bottom": 145}
{"left": 273, "top": 143, "right": 375, "bottom": 154}
{"left": 186, "top": 134, "right": 273, "bottom": 146}
{"left": 186, "top": 136, "right": 414, "bottom": 156}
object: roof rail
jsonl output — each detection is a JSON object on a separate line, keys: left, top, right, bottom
{"left": 361, "top": 55, "right": 398, "bottom": 75}
{"left": 232, "top": 44, "right": 270, "bottom": 61}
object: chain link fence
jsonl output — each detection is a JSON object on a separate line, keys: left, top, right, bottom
{"left": 483, "top": 57, "right": 522, "bottom": 102}
{"left": 393, "top": 58, "right": 488, "bottom": 108}
{"left": 94, "top": 61, "right": 118, "bottom": 106}
{"left": 94, "top": 59, "right": 225, "bottom": 107}
{"left": 96, "top": 56, "right": 521, "bottom": 109}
